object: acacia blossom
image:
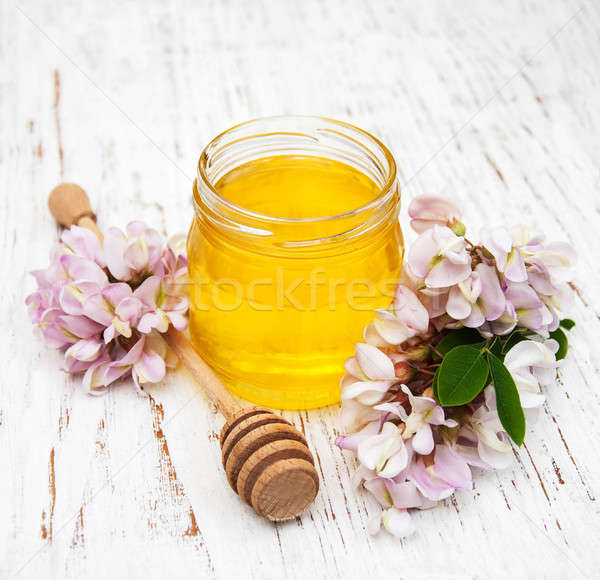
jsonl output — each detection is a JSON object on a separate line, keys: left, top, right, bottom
{"left": 503, "top": 339, "right": 559, "bottom": 411}
{"left": 337, "top": 193, "right": 575, "bottom": 539}
{"left": 26, "top": 222, "right": 189, "bottom": 394}
{"left": 364, "top": 285, "right": 430, "bottom": 347}
{"left": 445, "top": 263, "right": 505, "bottom": 328}
{"left": 340, "top": 343, "right": 398, "bottom": 405}
{"left": 407, "top": 225, "right": 472, "bottom": 289}
{"left": 408, "top": 195, "right": 464, "bottom": 235}
{"left": 461, "top": 386, "right": 513, "bottom": 469}
{"left": 375, "top": 385, "right": 457, "bottom": 455}
{"left": 404, "top": 195, "right": 575, "bottom": 337}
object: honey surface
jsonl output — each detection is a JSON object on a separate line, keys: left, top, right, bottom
{"left": 188, "top": 155, "right": 403, "bottom": 409}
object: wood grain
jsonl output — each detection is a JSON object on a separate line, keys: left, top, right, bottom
{"left": 3, "top": 0, "right": 600, "bottom": 578}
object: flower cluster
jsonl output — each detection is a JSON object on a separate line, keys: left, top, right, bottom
{"left": 406, "top": 196, "right": 575, "bottom": 338}
{"left": 26, "top": 223, "right": 189, "bottom": 394}
{"left": 337, "top": 195, "right": 576, "bottom": 538}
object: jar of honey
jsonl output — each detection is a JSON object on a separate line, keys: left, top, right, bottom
{"left": 188, "top": 116, "right": 403, "bottom": 409}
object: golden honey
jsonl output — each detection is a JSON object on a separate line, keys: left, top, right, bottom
{"left": 188, "top": 117, "right": 403, "bottom": 409}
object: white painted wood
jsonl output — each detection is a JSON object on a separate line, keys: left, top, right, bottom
{"left": 2, "top": 0, "right": 600, "bottom": 578}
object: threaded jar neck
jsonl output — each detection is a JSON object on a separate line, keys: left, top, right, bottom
{"left": 193, "top": 116, "right": 400, "bottom": 257}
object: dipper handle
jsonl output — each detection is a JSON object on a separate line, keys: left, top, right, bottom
{"left": 164, "top": 327, "right": 241, "bottom": 419}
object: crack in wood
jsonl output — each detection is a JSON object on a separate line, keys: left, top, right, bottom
{"left": 41, "top": 447, "right": 57, "bottom": 542}
{"left": 550, "top": 414, "right": 595, "bottom": 501}
{"left": 483, "top": 151, "right": 506, "bottom": 186}
{"left": 70, "top": 507, "right": 85, "bottom": 550}
{"left": 522, "top": 443, "right": 551, "bottom": 504}
{"left": 53, "top": 69, "right": 64, "bottom": 178}
{"left": 146, "top": 394, "right": 213, "bottom": 570}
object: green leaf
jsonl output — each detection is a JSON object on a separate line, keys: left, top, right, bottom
{"left": 437, "top": 345, "right": 490, "bottom": 406}
{"left": 432, "top": 366, "right": 441, "bottom": 402}
{"left": 560, "top": 318, "right": 575, "bottom": 331}
{"left": 435, "top": 328, "right": 485, "bottom": 358}
{"left": 501, "top": 328, "right": 529, "bottom": 355}
{"left": 549, "top": 327, "right": 569, "bottom": 360}
{"left": 487, "top": 352, "right": 526, "bottom": 445}
{"left": 488, "top": 337, "right": 502, "bottom": 358}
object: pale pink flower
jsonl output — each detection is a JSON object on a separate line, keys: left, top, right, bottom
{"left": 522, "top": 238, "right": 576, "bottom": 284}
{"left": 341, "top": 343, "right": 397, "bottom": 405}
{"left": 504, "top": 282, "right": 553, "bottom": 333}
{"left": 409, "top": 444, "right": 472, "bottom": 501}
{"left": 408, "top": 195, "right": 463, "bottom": 234}
{"left": 356, "top": 422, "right": 409, "bottom": 478}
{"left": 512, "top": 227, "right": 576, "bottom": 296}
{"left": 158, "top": 244, "right": 189, "bottom": 298}
{"left": 408, "top": 225, "right": 471, "bottom": 289}
{"left": 104, "top": 222, "right": 164, "bottom": 282}
{"left": 61, "top": 225, "right": 105, "bottom": 266}
{"left": 364, "top": 285, "right": 429, "bottom": 346}
{"left": 27, "top": 221, "right": 188, "bottom": 394}
{"left": 445, "top": 263, "right": 505, "bottom": 328}
{"left": 375, "top": 386, "right": 457, "bottom": 455}
{"left": 503, "top": 339, "right": 558, "bottom": 410}
{"left": 338, "top": 421, "right": 410, "bottom": 479}
{"left": 338, "top": 399, "right": 381, "bottom": 432}
{"left": 83, "top": 333, "right": 170, "bottom": 394}
{"left": 462, "top": 387, "right": 513, "bottom": 469}
{"left": 480, "top": 226, "right": 527, "bottom": 283}
{"left": 135, "top": 276, "right": 189, "bottom": 333}
{"left": 43, "top": 311, "right": 105, "bottom": 364}
{"left": 26, "top": 286, "right": 59, "bottom": 325}
{"left": 479, "top": 302, "right": 518, "bottom": 337}
{"left": 368, "top": 506, "right": 415, "bottom": 538}
{"left": 83, "top": 283, "right": 144, "bottom": 343}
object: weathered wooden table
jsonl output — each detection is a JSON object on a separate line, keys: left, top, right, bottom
{"left": 3, "top": 1, "right": 599, "bottom": 578}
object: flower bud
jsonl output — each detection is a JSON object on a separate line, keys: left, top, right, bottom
{"left": 449, "top": 218, "right": 466, "bottom": 237}
{"left": 394, "top": 361, "right": 416, "bottom": 382}
{"left": 404, "top": 344, "right": 430, "bottom": 362}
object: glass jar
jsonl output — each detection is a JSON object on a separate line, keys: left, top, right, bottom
{"left": 188, "top": 116, "right": 403, "bottom": 409}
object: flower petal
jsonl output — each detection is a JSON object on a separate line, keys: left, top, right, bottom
{"left": 65, "top": 338, "right": 103, "bottom": 362}
{"left": 355, "top": 343, "right": 396, "bottom": 380}
{"left": 425, "top": 258, "right": 471, "bottom": 289}
{"left": 382, "top": 507, "right": 414, "bottom": 538}
{"left": 475, "top": 263, "right": 505, "bottom": 321}
{"left": 446, "top": 284, "right": 472, "bottom": 320}
{"left": 104, "top": 227, "right": 131, "bottom": 280}
{"left": 434, "top": 445, "right": 472, "bottom": 490}
{"left": 124, "top": 235, "right": 150, "bottom": 272}
{"left": 393, "top": 286, "right": 430, "bottom": 333}
{"left": 412, "top": 424, "right": 435, "bottom": 455}
{"left": 134, "top": 350, "right": 166, "bottom": 384}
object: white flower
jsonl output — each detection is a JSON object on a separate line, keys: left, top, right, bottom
{"left": 375, "top": 385, "right": 456, "bottom": 455}
{"left": 466, "top": 386, "right": 513, "bottom": 469}
{"left": 407, "top": 225, "right": 471, "bottom": 289}
{"left": 341, "top": 343, "right": 397, "bottom": 405}
{"left": 481, "top": 226, "right": 527, "bottom": 282}
{"left": 357, "top": 422, "right": 409, "bottom": 479}
{"left": 364, "top": 285, "right": 429, "bottom": 346}
{"left": 408, "top": 195, "right": 463, "bottom": 234}
{"left": 504, "top": 339, "right": 559, "bottom": 409}
{"left": 445, "top": 263, "right": 505, "bottom": 328}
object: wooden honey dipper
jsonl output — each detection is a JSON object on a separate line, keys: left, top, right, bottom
{"left": 48, "top": 183, "right": 320, "bottom": 522}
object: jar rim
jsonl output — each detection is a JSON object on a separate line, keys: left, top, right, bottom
{"left": 196, "top": 115, "right": 398, "bottom": 225}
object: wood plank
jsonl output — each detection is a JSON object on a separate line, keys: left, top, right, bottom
{"left": 2, "top": 0, "right": 599, "bottom": 577}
